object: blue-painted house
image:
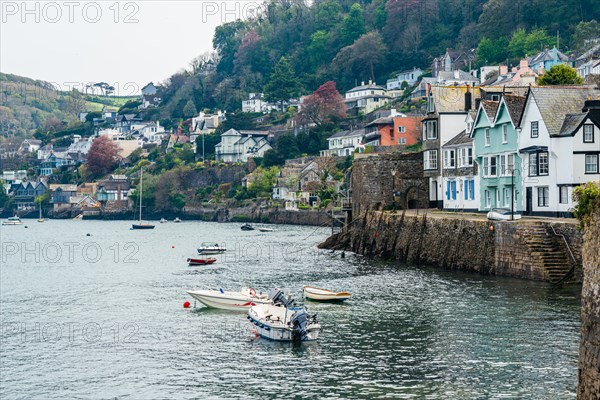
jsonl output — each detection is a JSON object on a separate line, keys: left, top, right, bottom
{"left": 471, "top": 95, "right": 527, "bottom": 212}
{"left": 528, "top": 47, "right": 571, "bottom": 73}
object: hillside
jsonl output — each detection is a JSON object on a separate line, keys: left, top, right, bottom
{"left": 0, "top": 73, "right": 136, "bottom": 137}
{"left": 158, "top": 0, "right": 600, "bottom": 116}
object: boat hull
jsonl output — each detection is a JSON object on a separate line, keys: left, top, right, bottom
{"left": 2, "top": 222, "right": 23, "bottom": 226}
{"left": 187, "top": 290, "right": 271, "bottom": 311}
{"left": 197, "top": 248, "right": 226, "bottom": 255}
{"left": 248, "top": 304, "right": 320, "bottom": 342}
{"left": 132, "top": 224, "right": 155, "bottom": 230}
{"left": 303, "top": 286, "right": 352, "bottom": 302}
{"left": 187, "top": 258, "right": 216, "bottom": 266}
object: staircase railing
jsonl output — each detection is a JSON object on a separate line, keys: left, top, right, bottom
{"left": 549, "top": 224, "right": 578, "bottom": 286}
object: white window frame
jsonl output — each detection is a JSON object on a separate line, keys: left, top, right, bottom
{"left": 583, "top": 124, "right": 594, "bottom": 143}
{"left": 502, "top": 124, "right": 508, "bottom": 144}
{"left": 485, "top": 128, "right": 490, "bottom": 146}
{"left": 559, "top": 186, "right": 569, "bottom": 204}
{"left": 398, "top": 126, "right": 406, "bottom": 133}
{"left": 398, "top": 137, "right": 406, "bottom": 144}
{"left": 503, "top": 188, "right": 510, "bottom": 207}
{"left": 531, "top": 121, "right": 539, "bottom": 138}
{"left": 483, "top": 155, "right": 497, "bottom": 177}
{"left": 443, "top": 149, "right": 456, "bottom": 168}
{"left": 485, "top": 190, "right": 491, "bottom": 208}
{"left": 585, "top": 154, "right": 599, "bottom": 174}
{"left": 424, "top": 150, "right": 438, "bottom": 170}
{"left": 538, "top": 152, "right": 549, "bottom": 175}
{"left": 537, "top": 187, "right": 549, "bottom": 207}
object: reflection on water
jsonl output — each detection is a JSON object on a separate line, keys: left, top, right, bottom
{"left": 0, "top": 220, "right": 580, "bottom": 399}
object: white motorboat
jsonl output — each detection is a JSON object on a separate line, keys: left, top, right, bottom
{"left": 303, "top": 285, "right": 352, "bottom": 302}
{"left": 2, "top": 216, "right": 23, "bottom": 226}
{"left": 258, "top": 227, "right": 274, "bottom": 232}
{"left": 174, "top": 217, "right": 182, "bottom": 223}
{"left": 187, "top": 287, "right": 271, "bottom": 311}
{"left": 197, "top": 242, "right": 226, "bottom": 255}
{"left": 160, "top": 218, "right": 168, "bottom": 223}
{"left": 247, "top": 289, "right": 320, "bottom": 342}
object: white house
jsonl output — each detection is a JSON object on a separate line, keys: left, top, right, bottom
{"left": 130, "top": 121, "right": 165, "bottom": 143}
{"left": 141, "top": 82, "right": 158, "bottom": 96}
{"left": 517, "top": 86, "right": 598, "bottom": 217}
{"left": 241, "top": 93, "right": 279, "bottom": 113}
{"left": 192, "top": 111, "right": 225, "bottom": 134}
{"left": 387, "top": 68, "right": 424, "bottom": 90}
{"left": 214, "top": 129, "right": 272, "bottom": 162}
{"left": 344, "top": 81, "right": 391, "bottom": 114}
{"left": 19, "top": 139, "right": 42, "bottom": 154}
{"left": 320, "top": 129, "right": 365, "bottom": 157}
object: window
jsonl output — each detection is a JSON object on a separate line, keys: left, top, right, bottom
{"left": 446, "top": 180, "right": 457, "bottom": 200}
{"left": 538, "top": 152, "right": 548, "bottom": 175}
{"left": 398, "top": 137, "right": 406, "bottom": 144}
{"left": 583, "top": 124, "right": 594, "bottom": 143}
{"left": 585, "top": 154, "right": 599, "bottom": 173}
{"left": 464, "top": 179, "right": 475, "bottom": 201}
{"left": 424, "top": 150, "right": 438, "bottom": 170}
{"left": 485, "top": 128, "right": 490, "bottom": 146}
{"left": 531, "top": 121, "right": 539, "bottom": 138}
{"left": 502, "top": 124, "right": 508, "bottom": 143}
{"left": 537, "top": 187, "right": 549, "bottom": 207}
{"left": 559, "top": 186, "right": 569, "bottom": 204}
{"left": 496, "top": 189, "right": 501, "bottom": 206}
{"left": 398, "top": 126, "right": 406, "bottom": 133}
{"left": 443, "top": 149, "right": 456, "bottom": 168}
{"left": 499, "top": 154, "right": 515, "bottom": 176}
{"left": 425, "top": 120, "right": 438, "bottom": 140}
{"left": 459, "top": 148, "right": 473, "bottom": 167}
{"left": 483, "top": 156, "right": 497, "bottom": 177}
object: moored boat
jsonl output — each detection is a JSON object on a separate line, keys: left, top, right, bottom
{"left": 258, "top": 227, "right": 274, "bottom": 232}
{"left": 241, "top": 223, "right": 255, "bottom": 231}
{"left": 160, "top": 218, "right": 168, "bottom": 223}
{"left": 187, "top": 257, "right": 217, "bottom": 266}
{"left": 197, "top": 242, "right": 226, "bottom": 255}
{"left": 248, "top": 288, "right": 320, "bottom": 341}
{"left": 131, "top": 169, "right": 155, "bottom": 230}
{"left": 174, "top": 217, "right": 182, "bottom": 223}
{"left": 2, "top": 216, "right": 23, "bottom": 226}
{"left": 187, "top": 287, "right": 271, "bottom": 311}
{"left": 303, "top": 285, "right": 352, "bottom": 302}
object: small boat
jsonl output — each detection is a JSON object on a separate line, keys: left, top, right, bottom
{"left": 197, "top": 242, "right": 226, "bottom": 255}
{"left": 174, "top": 217, "right": 182, "bottom": 223}
{"left": 132, "top": 168, "right": 155, "bottom": 230}
{"left": 160, "top": 218, "right": 168, "bottom": 223}
{"left": 303, "top": 285, "right": 352, "bottom": 302}
{"left": 187, "top": 287, "right": 271, "bottom": 311}
{"left": 2, "top": 216, "right": 23, "bottom": 226}
{"left": 187, "top": 257, "right": 217, "bottom": 266}
{"left": 241, "top": 223, "right": 255, "bottom": 231}
{"left": 258, "top": 227, "right": 274, "bottom": 232}
{"left": 248, "top": 288, "right": 320, "bottom": 341}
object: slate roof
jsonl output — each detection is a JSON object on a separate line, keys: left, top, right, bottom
{"left": 559, "top": 113, "right": 587, "bottom": 136}
{"left": 528, "top": 48, "right": 570, "bottom": 66}
{"left": 502, "top": 95, "right": 526, "bottom": 127}
{"left": 347, "top": 83, "right": 386, "bottom": 92}
{"left": 481, "top": 100, "right": 499, "bottom": 122}
{"left": 328, "top": 129, "right": 365, "bottom": 139}
{"left": 49, "top": 184, "right": 77, "bottom": 192}
{"left": 443, "top": 130, "right": 472, "bottom": 147}
{"left": 366, "top": 116, "right": 393, "bottom": 127}
{"left": 527, "top": 86, "right": 598, "bottom": 136}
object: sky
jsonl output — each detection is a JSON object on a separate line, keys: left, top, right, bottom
{"left": 1, "top": 1, "right": 262, "bottom": 95}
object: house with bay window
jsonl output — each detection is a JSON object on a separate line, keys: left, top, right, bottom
{"left": 472, "top": 95, "right": 526, "bottom": 212}
{"left": 517, "top": 86, "right": 598, "bottom": 217}
{"left": 441, "top": 123, "right": 478, "bottom": 211}
{"left": 422, "top": 85, "right": 478, "bottom": 208}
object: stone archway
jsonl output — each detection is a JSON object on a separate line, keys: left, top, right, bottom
{"left": 402, "top": 184, "right": 428, "bottom": 209}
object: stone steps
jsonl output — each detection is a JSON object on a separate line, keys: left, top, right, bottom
{"left": 522, "top": 225, "right": 573, "bottom": 283}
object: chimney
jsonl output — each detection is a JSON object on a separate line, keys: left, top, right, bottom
{"left": 500, "top": 65, "right": 508, "bottom": 76}
{"left": 391, "top": 108, "right": 397, "bottom": 117}
{"left": 464, "top": 90, "right": 472, "bottom": 111}
{"left": 368, "top": 79, "right": 373, "bottom": 85}
{"left": 361, "top": 81, "right": 365, "bottom": 86}
{"left": 512, "top": 66, "right": 518, "bottom": 73}
{"left": 553, "top": 47, "right": 558, "bottom": 62}
{"left": 538, "top": 65, "right": 544, "bottom": 75}
{"left": 520, "top": 59, "right": 528, "bottom": 69}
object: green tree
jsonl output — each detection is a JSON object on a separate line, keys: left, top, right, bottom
{"left": 538, "top": 64, "right": 584, "bottom": 85}
{"left": 183, "top": 99, "right": 197, "bottom": 118}
{"left": 264, "top": 56, "right": 301, "bottom": 110}
{"left": 340, "top": 3, "right": 365, "bottom": 46}
{"left": 476, "top": 37, "right": 509, "bottom": 66}
{"left": 509, "top": 28, "right": 554, "bottom": 59}
{"left": 571, "top": 20, "right": 600, "bottom": 51}
{"left": 0, "top": 180, "right": 9, "bottom": 208}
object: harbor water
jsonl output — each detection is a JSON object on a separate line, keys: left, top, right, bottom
{"left": 0, "top": 220, "right": 581, "bottom": 399}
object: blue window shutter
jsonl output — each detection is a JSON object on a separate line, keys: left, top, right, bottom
{"left": 470, "top": 180, "right": 475, "bottom": 200}
{"left": 464, "top": 179, "right": 468, "bottom": 200}
{"left": 446, "top": 181, "right": 450, "bottom": 200}
{"left": 452, "top": 181, "right": 457, "bottom": 200}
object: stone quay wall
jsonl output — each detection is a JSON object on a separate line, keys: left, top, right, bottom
{"left": 319, "top": 211, "right": 582, "bottom": 282}
{"left": 578, "top": 208, "right": 600, "bottom": 399}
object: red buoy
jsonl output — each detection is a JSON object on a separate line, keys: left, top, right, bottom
{"left": 172, "top": 246, "right": 175, "bottom": 248}
{"left": 183, "top": 301, "right": 190, "bottom": 308}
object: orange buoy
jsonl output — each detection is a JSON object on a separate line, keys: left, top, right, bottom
{"left": 183, "top": 301, "right": 190, "bottom": 308}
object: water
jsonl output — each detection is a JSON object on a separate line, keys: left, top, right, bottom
{"left": 0, "top": 220, "right": 581, "bottom": 399}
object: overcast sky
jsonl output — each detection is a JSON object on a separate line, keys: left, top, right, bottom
{"left": 1, "top": 1, "right": 261, "bottom": 95}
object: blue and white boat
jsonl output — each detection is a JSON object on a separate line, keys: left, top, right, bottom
{"left": 247, "top": 289, "right": 320, "bottom": 342}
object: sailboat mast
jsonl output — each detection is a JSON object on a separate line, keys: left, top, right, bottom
{"left": 139, "top": 169, "right": 143, "bottom": 222}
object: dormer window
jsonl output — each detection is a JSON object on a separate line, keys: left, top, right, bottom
{"left": 583, "top": 124, "right": 594, "bottom": 143}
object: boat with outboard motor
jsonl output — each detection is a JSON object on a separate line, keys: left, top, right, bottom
{"left": 187, "top": 257, "right": 217, "bottom": 266}
{"left": 241, "top": 223, "right": 255, "bottom": 231}
{"left": 197, "top": 242, "right": 226, "bottom": 255}
{"left": 187, "top": 287, "right": 271, "bottom": 311}
{"left": 247, "top": 288, "right": 320, "bottom": 342}
{"left": 2, "top": 216, "right": 23, "bottom": 226}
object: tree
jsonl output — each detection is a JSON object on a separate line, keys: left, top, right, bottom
{"left": 538, "top": 64, "right": 584, "bottom": 86}
{"left": 86, "top": 136, "right": 119, "bottom": 177}
{"left": 509, "top": 28, "right": 554, "bottom": 59}
{"left": 476, "top": 37, "right": 509, "bottom": 66}
{"left": 264, "top": 56, "right": 301, "bottom": 110}
{"left": 340, "top": 3, "right": 366, "bottom": 46}
{"left": 183, "top": 99, "right": 197, "bottom": 118}
{"left": 332, "top": 32, "right": 387, "bottom": 85}
{"left": 298, "top": 81, "right": 346, "bottom": 127}
{"left": 571, "top": 20, "right": 600, "bottom": 51}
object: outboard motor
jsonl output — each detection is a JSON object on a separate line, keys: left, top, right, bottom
{"left": 291, "top": 310, "right": 311, "bottom": 341}
{"left": 267, "top": 288, "right": 295, "bottom": 307}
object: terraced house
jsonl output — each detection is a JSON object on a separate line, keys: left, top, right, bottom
{"left": 518, "top": 86, "right": 599, "bottom": 217}
{"left": 471, "top": 95, "right": 526, "bottom": 212}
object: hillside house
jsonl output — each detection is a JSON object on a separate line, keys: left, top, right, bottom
{"left": 214, "top": 129, "right": 272, "bottom": 162}
{"left": 344, "top": 81, "right": 391, "bottom": 115}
